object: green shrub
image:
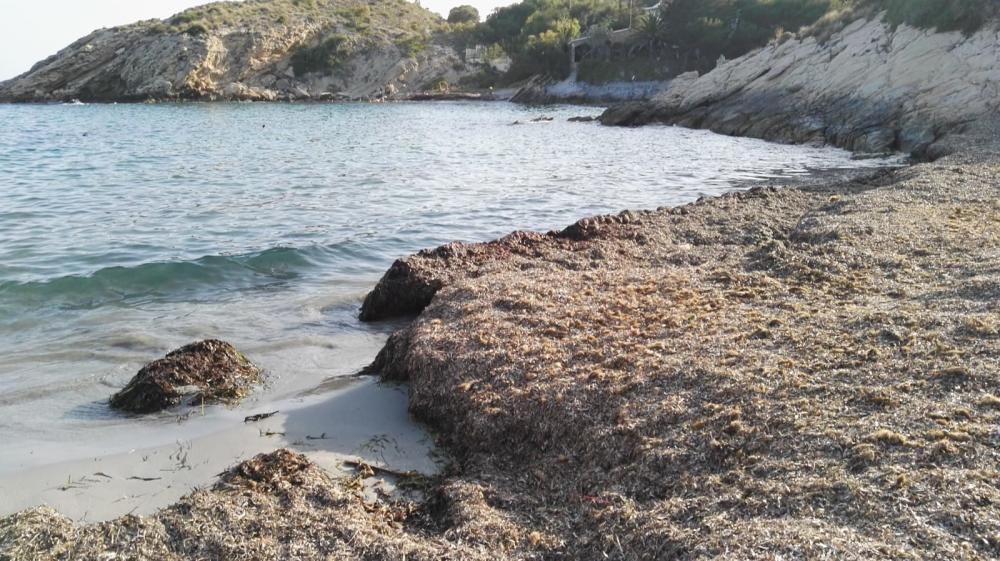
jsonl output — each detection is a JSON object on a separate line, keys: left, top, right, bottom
{"left": 879, "top": 0, "right": 990, "bottom": 33}
{"left": 292, "top": 33, "right": 352, "bottom": 75}
{"left": 658, "top": 0, "right": 833, "bottom": 61}
{"left": 458, "top": 65, "right": 503, "bottom": 88}
{"left": 577, "top": 58, "right": 672, "bottom": 83}
{"left": 397, "top": 35, "right": 428, "bottom": 57}
{"left": 336, "top": 6, "right": 372, "bottom": 30}
{"left": 184, "top": 23, "right": 209, "bottom": 36}
{"left": 170, "top": 11, "right": 201, "bottom": 26}
{"left": 448, "top": 5, "right": 481, "bottom": 24}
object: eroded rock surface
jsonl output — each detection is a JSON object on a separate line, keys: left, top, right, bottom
{"left": 0, "top": 0, "right": 475, "bottom": 103}
{"left": 601, "top": 18, "right": 1000, "bottom": 158}
{"left": 110, "top": 339, "right": 262, "bottom": 413}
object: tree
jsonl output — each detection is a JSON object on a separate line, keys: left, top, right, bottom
{"left": 448, "top": 5, "right": 481, "bottom": 24}
{"left": 636, "top": 12, "right": 663, "bottom": 54}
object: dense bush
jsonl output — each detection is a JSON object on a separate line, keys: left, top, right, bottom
{"left": 657, "top": 0, "right": 832, "bottom": 62}
{"left": 291, "top": 33, "right": 351, "bottom": 75}
{"left": 473, "top": 0, "right": 628, "bottom": 81}
{"left": 448, "top": 5, "right": 480, "bottom": 24}
{"left": 577, "top": 57, "right": 674, "bottom": 83}
{"left": 874, "top": 0, "right": 992, "bottom": 33}
{"left": 335, "top": 6, "right": 372, "bottom": 30}
{"left": 802, "top": 0, "right": 996, "bottom": 43}
{"left": 397, "top": 35, "right": 428, "bottom": 57}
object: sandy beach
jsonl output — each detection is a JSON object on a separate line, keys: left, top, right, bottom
{"left": 0, "top": 378, "right": 437, "bottom": 522}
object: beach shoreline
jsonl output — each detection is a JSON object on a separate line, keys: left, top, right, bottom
{"left": 4, "top": 144, "right": 997, "bottom": 558}
{"left": 0, "top": 377, "right": 438, "bottom": 522}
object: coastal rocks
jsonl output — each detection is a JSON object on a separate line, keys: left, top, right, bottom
{"left": 109, "top": 339, "right": 261, "bottom": 414}
{"left": 601, "top": 18, "right": 1000, "bottom": 158}
{"left": 0, "top": 2, "right": 477, "bottom": 103}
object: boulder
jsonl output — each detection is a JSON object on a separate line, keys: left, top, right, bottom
{"left": 110, "top": 339, "right": 262, "bottom": 414}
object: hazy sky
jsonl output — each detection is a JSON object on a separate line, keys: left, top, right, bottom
{"left": 0, "top": 0, "right": 512, "bottom": 81}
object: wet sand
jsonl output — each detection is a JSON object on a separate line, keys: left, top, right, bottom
{"left": 0, "top": 378, "right": 437, "bottom": 521}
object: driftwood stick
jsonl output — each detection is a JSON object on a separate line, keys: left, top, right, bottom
{"left": 342, "top": 459, "right": 419, "bottom": 479}
{"left": 244, "top": 411, "right": 279, "bottom": 423}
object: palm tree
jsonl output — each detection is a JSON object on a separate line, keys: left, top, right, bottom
{"left": 636, "top": 12, "right": 663, "bottom": 55}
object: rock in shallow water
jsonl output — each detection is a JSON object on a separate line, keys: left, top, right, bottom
{"left": 109, "top": 339, "right": 261, "bottom": 414}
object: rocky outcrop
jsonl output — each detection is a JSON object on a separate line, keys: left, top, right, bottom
{"left": 0, "top": 0, "right": 476, "bottom": 103}
{"left": 601, "top": 18, "right": 1000, "bottom": 158}
{"left": 110, "top": 339, "right": 261, "bottom": 413}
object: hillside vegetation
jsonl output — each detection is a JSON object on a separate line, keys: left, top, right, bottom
{"left": 162, "top": 0, "right": 444, "bottom": 76}
{"left": 459, "top": 0, "right": 998, "bottom": 84}
{"left": 157, "top": 0, "right": 440, "bottom": 34}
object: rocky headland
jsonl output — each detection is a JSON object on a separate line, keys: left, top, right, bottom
{"left": 601, "top": 17, "right": 1000, "bottom": 159}
{"left": 0, "top": 0, "right": 476, "bottom": 102}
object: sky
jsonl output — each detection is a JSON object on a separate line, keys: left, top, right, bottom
{"left": 0, "top": 0, "right": 513, "bottom": 81}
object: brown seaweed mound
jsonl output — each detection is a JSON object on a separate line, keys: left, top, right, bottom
{"left": 363, "top": 158, "right": 1000, "bottom": 559}
{"left": 109, "top": 339, "right": 262, "bottom": 413}
{"left": 0, "top": 450, "right": 498, "bottom": 561}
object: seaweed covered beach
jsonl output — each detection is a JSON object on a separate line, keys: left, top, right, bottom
{"left": 4, "top": 149, "right": 998, "bottom": 560}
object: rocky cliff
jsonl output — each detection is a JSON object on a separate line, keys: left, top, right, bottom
{"left": 601, "top": 17, "right": 1000, "bottom": 159}
{"left": 0, "top": 0, "right": 475, "bottom": 102}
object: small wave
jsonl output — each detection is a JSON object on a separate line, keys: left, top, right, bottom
{"left": 0, "top": 245, "right": 344, "bottom": 310}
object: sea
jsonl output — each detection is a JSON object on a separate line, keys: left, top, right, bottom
{"left": 0, "top": 101, "right": 901, "bottom": 474}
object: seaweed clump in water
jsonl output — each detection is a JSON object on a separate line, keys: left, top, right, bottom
{"left": 109, "top": 339, "right": 262, "bottom": 414}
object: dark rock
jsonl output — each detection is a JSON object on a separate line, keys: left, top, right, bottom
{"left": 359, "top": 259, "right": 444, "bottom": 321}
{"left": 897, "top": 124, "right": 937, "bottom": 155}
{"left": 361, "top": 327, "right": 414, "bottom": 381}
{"left": 598, "top": 102, "right": 653, "bottom": 126}
{"left": 568, "top": 116, "right": 597, "bottom": 122}
{"left": 110, "top": 339, "right": 262, "bottom": 414}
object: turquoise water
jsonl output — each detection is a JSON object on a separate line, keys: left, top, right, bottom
{"left": 0, "top": 101, "right": 899, "bottom": 471}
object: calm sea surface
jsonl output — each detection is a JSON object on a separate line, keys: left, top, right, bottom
{"left": 0, "top": 101, "right": 899, "bottom": 472}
